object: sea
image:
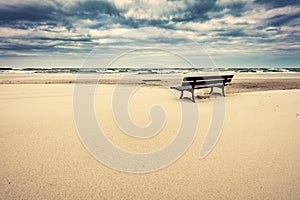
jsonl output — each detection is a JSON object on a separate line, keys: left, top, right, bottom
{"left": 1, "top": 67, "right": 300, "bottom": 75}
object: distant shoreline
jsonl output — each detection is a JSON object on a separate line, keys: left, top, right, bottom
{"left": 0, "top": 73, "right": 300, "bottom": 95}
{"left": 0, "top": 67, "right": 300, "bottom": 74}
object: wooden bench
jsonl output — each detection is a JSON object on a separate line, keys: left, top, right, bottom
{"left": 171, "top": 75, "right": 234, "bottom": 102}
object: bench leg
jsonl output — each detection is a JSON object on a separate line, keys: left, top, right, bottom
{"left": 222, "top": 86, "right": 225, "bottom": 96}
{"left": 209, "top": 87, "right": 214, "bottom": 94}
{"left": 191, "top": 89, "right": 195, "bottom": 103}
{"left": 179, "top": 91, "right": 183, "bottom": 99}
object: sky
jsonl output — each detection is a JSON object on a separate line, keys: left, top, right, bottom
{"left": 0, "top": 0, "right": 299, "bottom": 68}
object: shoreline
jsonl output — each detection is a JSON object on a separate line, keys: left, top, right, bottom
{"left": 1, "top": 73, "right": 300, "bottom": 95}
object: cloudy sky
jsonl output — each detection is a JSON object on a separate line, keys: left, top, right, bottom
{"left": 0, "top": 0, "right": 299, "bottom": 68}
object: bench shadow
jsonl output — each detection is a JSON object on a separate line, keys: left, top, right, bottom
{"left": 196, "top": 92, "right": 224, "bottom": 100}
{"left": 172, "top": 92, "right": 225, "bottom": 103}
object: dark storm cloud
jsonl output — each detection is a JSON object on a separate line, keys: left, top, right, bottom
{"left": 254, "top": 0, "right": 300, "bottom": 8}
{"left": 217, "top": 29, "right": 247, "bottom": 37}
{"left": 175, "top": 0, "right": 217, "bottom": 22}
{"left": 35, "top": 36, "right": 92, "bottom": 42}
{"left": 267, "top": 13, "right": 300, "bottom": 26}
{"left": 122, "top": 18, "right": 171, "bottom": 29}
{"left": 0, "top": 39, "right": 92, "bottom": 54}
{"left": 224, "top": 2, "right": 247, "bottom": 17}
{"left": 0, "top": 42, "right": 55, "bottom": 51}
{"left": 0, "top": 3, "right": 56, "bottom": 22}
{"left": 68, "top": 0, "right": 120, "bottom": 19}
{"left": 0, "top": 0, "right": 121, "bottom": 28}
{"left": 0, "top": 4, "right": 61, "bottom": 31}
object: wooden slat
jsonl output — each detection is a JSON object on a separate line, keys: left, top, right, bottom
{"left": 183, "top": 75, "right": 233, "bottom": 82}
{"left": 182, "top": 79, "right": 225, "bottom": 87}
{"left": 170, "top": 86, "right": 193, "bottom": 91}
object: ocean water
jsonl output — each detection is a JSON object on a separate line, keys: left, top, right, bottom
{"left": 0, "top": 67, "right": 300, "bottom": 75}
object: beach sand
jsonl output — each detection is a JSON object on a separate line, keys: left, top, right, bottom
{"left": 0, "top": 74, "right": 300, "bottom": 199}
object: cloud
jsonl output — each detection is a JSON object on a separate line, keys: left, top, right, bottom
{"left": 0, "top": 3, "right": 54, "bottom": 22}
{"left": 111, "top": 0, "right": 218, "bottom": 22}
{"left": 267, "top": 12, "right": 300, "bottom": 26}
{"left": 69, "top": 0, "right": 120, "bottom": 19}
{"left": 254, "top": 0, "right": 300, "bottom": 9}
{"left": 0, "top": 0, "right": 299, "bottom": 67}
{"left": 217, "top": 29, "right": 247, "bottom": 37}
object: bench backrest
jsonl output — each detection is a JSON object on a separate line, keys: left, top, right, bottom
{"left": 181, "top": 75, "right": 234, "bottom": 88}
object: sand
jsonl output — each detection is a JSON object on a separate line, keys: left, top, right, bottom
{"left": 0, "top": 74, "right": 300, "bottom": 199}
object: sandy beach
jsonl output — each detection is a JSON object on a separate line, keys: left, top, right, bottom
{"left": 1, "top": 73, "right": 300, "bottom": 199}
{"left": 1, "top": 0, "right": 299, "bottom": 198}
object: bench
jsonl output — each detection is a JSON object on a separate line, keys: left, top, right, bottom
{"left": 170, "top": 75, "right": 234, "bottom": 102}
